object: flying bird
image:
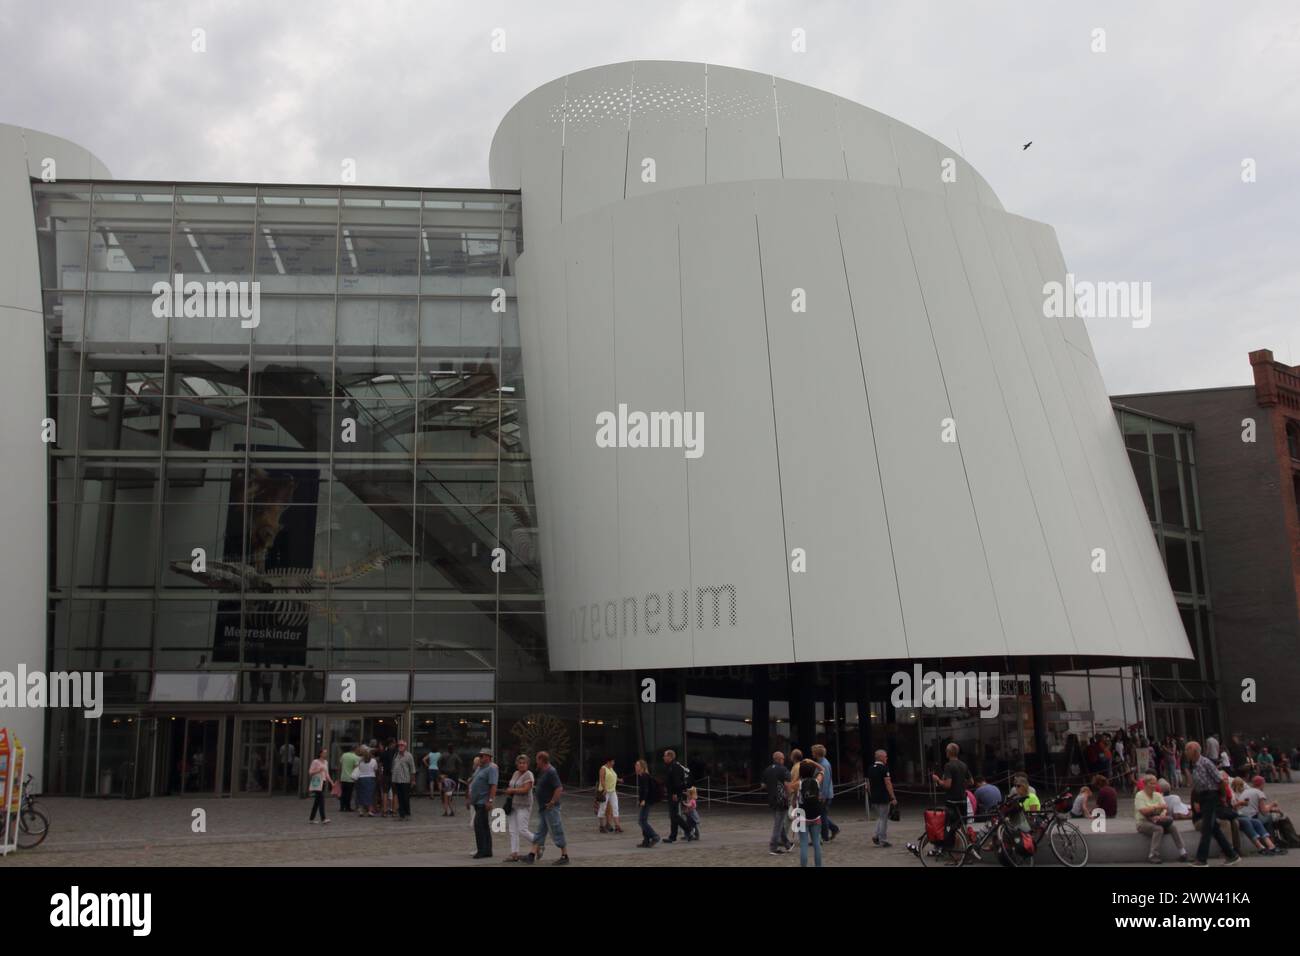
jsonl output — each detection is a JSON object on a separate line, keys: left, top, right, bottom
{"left": 1022, "top": 141, "right": 1032, "bottom": 150}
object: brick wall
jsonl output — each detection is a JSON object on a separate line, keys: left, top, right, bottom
{"left": 1115, "top": 378, "right": 1300, "bottom": 749}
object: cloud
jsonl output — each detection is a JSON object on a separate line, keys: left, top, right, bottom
{"left": 3, "top": 0, "right": 1297, "bottom": 391}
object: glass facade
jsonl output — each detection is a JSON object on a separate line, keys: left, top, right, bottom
{"left": 1114, "top": 405, "right": 1221, "bottom": 741}
{"left": 35, "top": 180, "right": 643, "bottom": 796}
{"left": 29, "top": 182, "right": 1225, "bottom": 799}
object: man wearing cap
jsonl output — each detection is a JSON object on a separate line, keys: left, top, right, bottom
{"left": 468, "top": 747, "right": 499, "bottom": 859}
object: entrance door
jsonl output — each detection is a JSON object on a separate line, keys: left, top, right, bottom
{"left": 136, "top": 717, "right": 158, "bottom": 797}
{"left": 321, "top": 714, "right": 404, "bottom": 782}
{"left": 94, "top": 716, "right": 139, "bottom": 797}
{"left": 412, "top": 712, "right": 492, "bottom": 792}
{"left": 236, "top": 716, "right": 308, "bottom": 794}
{"left": 272, "top": 717, "right": 305, "bottom": 794}
{"left": 238, "top": 718, "right": 273, "bottom": 793}
{"left": 157, "top": 716, "right": 225, "bottom": 795}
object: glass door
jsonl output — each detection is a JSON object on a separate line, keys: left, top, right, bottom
{"left": 325, "top": 717, "right": 364, "bottom": 778}
{"left": 95, "top": 716, "right": 137, "bottom": 797}
{"left": 236, "top": 716, "right": 308, "bottom": 794}
{"left": 135, "top": 717, "right": 157, "bottom": 797}
{"left": 157, "top": 716, "right": 224, "bottom": 795}
{"left": 271, "top": 717, "right": 305, "bottom": 794}
{"left": 412, "top": 711, "right": 492, "bottom": 792}
{"left": 183, "top": 719, "right": 221, "bottom": 793}
{"left": 321, "top": 714, "right": 403, "bottom": 784}
{"left": 238, "top": 719, "right": 273, "bottom": 793}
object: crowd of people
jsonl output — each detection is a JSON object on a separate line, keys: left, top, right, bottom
{"left": 1067, "top": 730, "right": 1295, "bottom": 793}
{"left": 758, "top": 743, "right": 848, "bottom": 867}
{"left": 296, "top": 730, "right": 1297, "bottom": 868}
{"left": 921, "top": 734, "right": 1300, "bottom": 865}
{"left": 301, "top": 741, "right": 715, "bottom": 865}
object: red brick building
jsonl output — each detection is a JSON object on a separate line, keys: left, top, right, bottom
{"left": 1115, "top": 349, "right": 1300, "bottom": 749}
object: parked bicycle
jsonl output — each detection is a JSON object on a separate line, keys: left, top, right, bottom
{"left": 908, "top": 788, "right": 1089, "bottom": 867}
{"left": 908, "top": 794, "right": 1027, "bottom": 867}
{"left": 1025, "top": 789, "right": 1089, "bottom": 867}
{"left": 2, "top": 774, "right": 50, "bottom": 849}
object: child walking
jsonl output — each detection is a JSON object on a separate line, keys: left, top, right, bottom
{"left": 683, "top": 786, "right": 702, "bottom": 841}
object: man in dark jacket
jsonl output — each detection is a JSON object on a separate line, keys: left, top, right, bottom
{"left": 636, "top": 762, "right": 661, "bottom": 848}
{"left": 762, "top": 751, "right": 793, "bottom": 855}
{"left": 662, "top": 749, "right": 689, "bottom": 842}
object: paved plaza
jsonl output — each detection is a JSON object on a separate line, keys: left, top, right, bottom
{"left": 6, "top": 783, "right": 1300, "bottom": 868}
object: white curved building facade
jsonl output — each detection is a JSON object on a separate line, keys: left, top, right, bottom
{"left": 0, "top": 125, "right": 111, "bottom": 787}
{"left": 490, "top": 61, "right": 1191, "bottom": 672}
{"left": 2, "top": 66, "right": 1206, "bottom": 797}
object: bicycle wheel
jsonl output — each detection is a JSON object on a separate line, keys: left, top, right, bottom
{"left": 1048, "top": 819, "right": 1089, "bottom": 867}
{"left": 958, "top": 826, "right": 994, "bottom": 867}
{"left": 996, "top": 826, "right": 1035, "bottom": 867}
{"left": 916, "top": 827, "right": 969, "bottom": 866}
{"left": 17, "top": 808, "right": 49, "bottom": 849}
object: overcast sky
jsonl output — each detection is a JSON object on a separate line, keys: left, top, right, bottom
{"left": 3, "top": 0, "right": 1297, "bottom": 394}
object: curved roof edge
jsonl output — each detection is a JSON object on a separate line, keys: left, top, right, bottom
{"left": 0, "top": 123, "right": 111, "bottom": 180}
{"left": 489, "top": 60, "right": 1003, "bottom": 222}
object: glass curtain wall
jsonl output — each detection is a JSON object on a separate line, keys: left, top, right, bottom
{"left": 34, "top": 181, "right": 641, "bottom": 791}
{"left": 1115, "top": 406, "right": 1220, "bottom": 740}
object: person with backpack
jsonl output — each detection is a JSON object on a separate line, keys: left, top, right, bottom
{"left": 795, "top": 759, "right": 825, "bottom": 867}
{"left": 763, "top": 751, "right": 793, "bottom": 855}
{"left": 662, "top": 749, "right": 690, "bottom": 843}
{"left": 635, "top": 759, "right": 661, "bottom": 847}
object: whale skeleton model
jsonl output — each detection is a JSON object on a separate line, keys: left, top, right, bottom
{"left": 167, "top": 550, "right": 493, "bottom": 668}
{"left": 168, "top": 549, "right": 419, "bottom": 592}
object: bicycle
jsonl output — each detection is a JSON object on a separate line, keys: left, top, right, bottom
{"left": 908, "top": 799, "right": 1023, "bottom": 867}
{"left": 1025, "top": 789, "right": 1090, "bottom": 867}
{"left": 907, "top": 803, "right": 970, "bottom": 867}
{"left": 3, "top": 774, "right": 50, "bottom": 849}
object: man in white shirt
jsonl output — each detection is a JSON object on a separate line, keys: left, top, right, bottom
{"left": 1205, "top": 735, "right": 1220, "bottom": 762}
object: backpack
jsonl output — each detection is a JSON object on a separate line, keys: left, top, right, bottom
{"left": 799, "top": 776, "right": 823, "bottom": 817}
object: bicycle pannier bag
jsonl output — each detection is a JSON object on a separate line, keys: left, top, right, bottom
{"left": 925, "top": 808, "right": 947, "bottom": 843}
